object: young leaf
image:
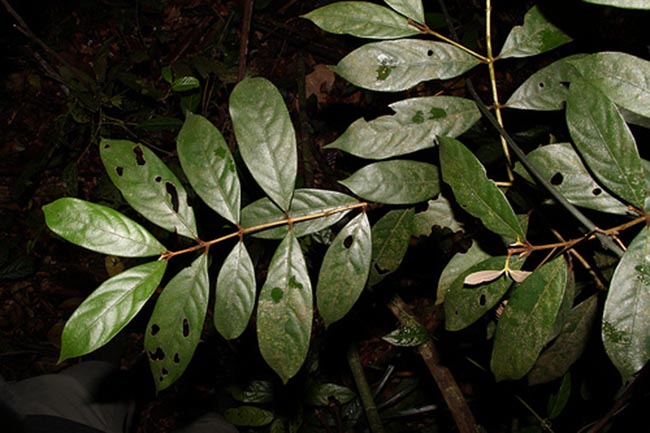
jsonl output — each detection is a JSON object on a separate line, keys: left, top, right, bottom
{"left": 515, "top": 143, "right": 630, "bottom": 215}
{"left": 145, "top": 254, "right": 209, "bottom": 391}
{"left": 257, "top": 232, "right": 313, "bottom": 383}
{"left": 582, "top": 0, "right": 650, "bottom": 8}
{"left": 436, "top": 241, "right": 490, "bottom": 305}
{"left": 528, "top": 295, "right": 598, "bottom": 385}
{"left": 340, "top": 160, "right": 440, "bottom": 205}
{"left": 506, "top": 54, "right": 586, "bottom": 110}
{"left": 439, "top": 136, "right": 525, "bottom": 242}
{"left": 384, "top": 0, "right": 425, "bottom": 23}
{"left": 100, "top": 139, "right": 198, "bottom": 239}
{"left": 464, "top": 270, "right": 504, "bottom": 285}
{"left": 491, "top": 258, "right": 568, "bottom": 381}
{"left": 177, "top": 113, "right": 241, "bottom": 225}
{"left": 43, "top": 198, "right": 166, "bottom": 257}
{"left": 229, "top": 77, "right": 296, "bottom": 211}
{"left": 241, "top": 189, "right": 359, "bottom": 239}
{"left": 317, "top": 213, "right": 372, "bottom": 326}
{"left": 603, "top": 226, "right": 650, "bottom": 383}
{"left": 59, "top": 260, "right": 167, "bottom": 361}
{"left": 382, "top": 324, "right": 429, "bottom": 347}
{"left": 332, "top": 40, "right": 481, "bottom": 92}
{"left": 568, "top": 52, "right": 650, "bottom": 119}
{"left": 413, "top": 194, "right": 464, "bottom": 237}
{"left": 172, "top": 76, "right": 200, "bottom": 92}
{"left": 498, "top": 6, "right": 572, "bottom": 59}
{"left": 214, "top": 241, "right": 256, "bottom": 339}
{"left": 325, "top": 96, "right": 480, "bottom": 159}
{"left": 566, "top": 79, "right": 646, "bottom": 210}
{"left": 302, "top": 2, "right": 419, "bottom": 39}
{"left": 444, "top": 255, "right": 524, "bottom": 331}
{"left": 368, "top": 208, "right": 414, "bottom": 286}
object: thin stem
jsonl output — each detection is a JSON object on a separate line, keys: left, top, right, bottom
{"left": 408, "top": 19, "right": 489, "bottom": 63}
{"left": 347, "top": 344, "right": 386, "bottom": 433}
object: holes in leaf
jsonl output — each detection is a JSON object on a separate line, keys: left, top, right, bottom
{"left": 479, "top": 294, "right": 486, "bottom": 306}
{"left": 538, "top": 82, "right": 545, "bottom": 89}
{"left": 592, "top": 188, "right": 602, "bottom": 196}
{"left": 161, "top": 368, "right": 168, "bottom": 376}
{"left": 182, "top": 318, "right": 190, "bottom": 337}
{"left": 154, "top": 176, "right": 162, "bottom": 183}
{"left": 343, "top": 236, "right": 354, "bottom": 249}
{"left": 550, "top": 172, "right": 563, "bottom": 186}
{"left": 427, "top": 49, "right": 433, "bottom": 56}
{"left": 374, "top": 263, "right": 389, "bottom": 275}
{"left": 103, "top": 143, "right": 111, "bottom": 150}
{"left": 133, "top": 146, "right": 146, "bottom": 165}
{"left": 166, "top": 182, "right": 180, "bottom": 213}
{"left": 151, "top": 324, "right": 160, "bottom": 336}
{"left": 150, "top": 347, "right": 165, "bottom": 361}
{"left": 560, "top": 81, "right": 570, "bottom": 88}
{"left": 116, "top": 166, "right": 124, "bottom": 176}
{"left": 173, "top": 353, "right": 180, "bottom": 364}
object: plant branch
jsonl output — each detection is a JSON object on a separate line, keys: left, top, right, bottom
{"left": 347, "top": 343, "right": 386, "bottom": 433}
{"left": 408, "top": 19, "right": 489, "bottom": 63}
{"left": 237, "top": 0, "right": 255, "bottom": 81}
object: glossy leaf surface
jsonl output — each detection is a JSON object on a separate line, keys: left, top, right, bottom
{"left": 317, "top": 213, "right": 371, "bottom": 326}
{"left": 498, "top": 6, "right": 572, "bottom": 59}
{"left": 302, "top": 2, "right": 419, "bottom": 39}
{"left": 257, "top": 233, "right": 313, "bottom": 383}
{"left": 583, "top": 0, "right": 650, "bottom": 8}
{"left": 603, "top": 226, "right": 650, "bottom": 383}
{"left": 515, "top": 143, "right": 629, "bottom": 215}
{"left": 60, "top": 260, "right": 167, "bottom": 361}
{"left": 382, "top": 325, "right": 428, "bottom": 347}
{"left": 145, "top": 254, "right": 209, "bottom": 391}
{"left": 566, "top": 79, "right": 646, "bottom": 209}
{"left": 368, "top": 208, "right": 414, "bottom": 286}
{"left": 491, "top": 258, "right": 568, "bottom": 381}
{"left": 333, "top": 40, "right": 481, "bottom": 92}
{"left": 436, "top": 241, "right": 490, "bottom": 305}
{"left": 413, "top": 194, "right": 464, "bottom": 237}
{"left": 177, "top": 113, "right": 240, "bottom": 224}
{"left": 230, "top": 77, "right": 296, "bottom": 210}
{"left": 100, "top": 139, "right": 198, "bottom": 239}
{"left": 340, "top": 160, "right": 439, "bottom": 205}
{"left": 385, "top": 0, "right": 425, "bottom": 23}
{"left": 43, "top": 198, "right": 166, "bottom": 257}
{"left": 326, "top": 96, "right": 480, "bottom": 159}
{"left": 439, "top": 136, "right": 525, "bottom": 242}
{"left": 225, "top": 407, "right": 274, "bottom": 427}
{"left": 172, "top": 76, "right": 200, "bottom": 92}
{"left": 214, "top": 241, "right": 256, "bottom": 339}
{"left": 306, "top": 383, "right": 356, "bottom": 406}
{"left": 241, "top": 189, "right": 358, "bottom": 239}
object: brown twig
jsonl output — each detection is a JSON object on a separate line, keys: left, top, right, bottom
{"left": 237, "top": 0, "right": 255, "bottom": 82}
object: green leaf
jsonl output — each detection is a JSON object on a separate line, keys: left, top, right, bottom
{"left": 568, "top": 52, "right": 650, "bottom": 119}
{"left": 145, "top": 255, "right": 209, "bottom": 391}
{"left": 382, "top": 324, "right": 428, "bottom": 347}
{"left": 306, "top": 383, "right": 356, "bottom": 406}
{"left": 59, "top": 260, "right": 167, "bottom": 361}
{"left": 225, "top": 406, "right": 275, "bottom": 427}
{"left": 582, "top": 0, "right": 650, "bottom": 9}
{"left": 515, "top": 143, "right": 629, "bottom": 215}
{"left": 528, "top": 295, "right": 598, "bottom": 385}
{"left": 498, "top": 6, "right": 572, "bottom": 59}
{"left": 177, "top": 113, "right": 241, "bottom": 224}
{"left": 137, "top": 116, "right": 183, "bottom": 131}
{"left": 229, "top": 380, "right": 274, "bottom": 404}
{"left": 257, "top": 232, "right": 313, "bottom": 383}
{"left": 333, "top": 40, "right": 481, "bottom": 92}
{"left": 439, "top": 136, "right": 525, "bottom": 242}
{"left": 43, "top": 198, "right": 166, "bottom": 257}
{"left": 413, "top": 194, "right": 464, "bottom": 237}
{"left": 384, "top": 0, "right": 425, "bottom": 23}
{"left": 603, "top": 226, "right": 650, "bottom": 383}
{"left": 230, "top": 77, "right": 296, "bottom": 210}
{"left": 547, "top": 373, "right": 572, "bottom": 420}
{"left": 340, "top": 160, "right": 439, "bottom": 205}
{"left": 100, "top": 139, "right": 198, "bottom": 239}
{"left": 436, "top": 241, "right": 490, "bottom": 305}
{"left": 302, "top": 2, "right": 419, "bottom": 39}
{"left": 172, "top": 76, "right": 200, "bottom": 92}
{"left": 317, "top": 213, "right": 372, "bottom": 326}
{"left": 506, "top": 55, "right": 586, "bottom": 110}
{"left": 368, "top": 208, "right": 414, "bottom": 286}
{"left": 566, "top": 79, "right": 646, "bottom": 209}
{"left": 326, "top": 96, "right": 480, "bottom": 159}
{"left": 241, "top": 189, "right": 359, "bottom": 239}
{"left": 214, "top": 241, "right": 256, "bottom": 339}
{"left": 444, "top": 255, "right": 524, "bottom": 331}
{"left": 491, "top": 258, "right": 568, "bottom": 381}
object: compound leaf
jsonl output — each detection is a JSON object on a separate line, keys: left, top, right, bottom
{"left": 43, "top": 198, "right": 166, "bottom": 257}
{"left": 498, "top": 6, "right": 572, "bottom": 59}
{"left": 340, "top": 160, "right": 439, "bottom": 205}
{"left": 603, "top": 226, "right": 650, "bottom": 383}
{"left": 302, "top": 2, "right": 419, "bottom": 39}
{"left": 491, "top": 258, "right": 568, "bottom": 381}
{"left": 317, "top": 213, "right": 371, "bottom": 326}
{"left": 145, "top": 254, "right": 209, "bottom": 391}
{"left": 214, "top": 241, "right": 256, "bottom": 339}
{"left": 177, "top": 113, "right": 240, "bottom": 225}
{"left": 333, "top": 40, "right": 481, "bottom": 92}
{"left": 230, "top": 77, "right": 296, "bottom": 211}
{"left": 439, "top": 136, "right": 525, "bottom": 242}
{"left": 326, "top": 96, "right": 480, "bottom": 159}
{"left": 257, "top": 232, "right": 313, "bottom": 383}
{"left": 60, "top": 260, "right": 167, "bottom": 361}
{"left": 384, "top": 0, "right": 425, "bottom": 23}
{"left": 368, "top": 208, "right": 414, "bottom": 286}
{"left": 100, "top": 139, "right": 198, "bottom": 239}
{"left": 566, "top": 79, "right": 646, "bottom": 210}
